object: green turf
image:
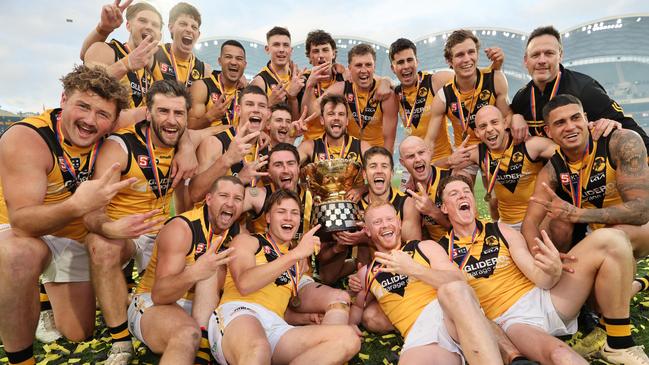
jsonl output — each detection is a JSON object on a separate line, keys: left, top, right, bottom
{"left": 1, "top": 180, "right": 648, "bottom": 364}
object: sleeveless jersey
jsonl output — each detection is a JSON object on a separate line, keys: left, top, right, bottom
{"left": 367, "top": 240, "right": 438, "bottom": 337}
{"left": 442, "top": 68, "right": 497, "bottom": 147}
{"left": 438, "top": 221, "right": 535, "bottom": 319}
{"left": 203, "top": 70, "right": 242, "bottom": 127}
{"left": 303, "top": 70, "right": 345, "bottom": 140}
{"left": 221, "top": 233, "right": 296, "bottom": 317}
{"left": 152, "top": 43, "right": 206, "bottom": 87}
{"left": 0, "top": 109, "right": 99, "bottom": 241}
{"left": 136, "top": 203, "right": 240, "bottom": 299}
{"left": 309, "top": 135, "right": 362, "bottom": 164}
{"left": 396, "top": 72, "right": 453, "bottom": 162}
{"left": 549, "top": 132, "right": 622, "bottom": 231}
{"left": 107, "top": 39, "right": 153, "bottom": 108}
{"left": 344, "top": 80, "right": 385, "bottom": 147}
{"left": 106, "top": 121, "right": 175, "bottom": 222}
{"left": 421, "top": 166, "right": 452, "bottom": 241}
{"left": 256, "top": 61, "right": 291, "bottom": 97}
{"left": 213, "top": 127, "right": 269, "bottom": 176}
{"left": 359, "top": 187, "right": 408, "bottom": 221}
{"left": 478, "top": 139, "right": 545, "bottom": 224}
{"left": 249, "top": 184, "right": 312, "bottom": 242}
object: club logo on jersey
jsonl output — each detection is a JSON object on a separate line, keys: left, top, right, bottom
{"left": 347, "top": 93, "right": 355, "bottom": 103}
{"left": 485, "top": 235, "right": 499, "bottom": 247}
{"left": 560, "top": 173, "right": 571, "bottom": 185}
{"left": 195, "top": 242, "right": 206, "bottom": 254}
{"left": 160, "top": 63, "right": 169, "bottom": 73}
{"left": 512, "top": 152, "right": 524, "bottom": 163}
{"left": 479, "top": 90, "right": 492, "bottom": 101}
{"left": 368, "top": 98, "right": 378, "bottom": 108}
{"left": 138, "top": 155, "right": 151, "bottom": 168}
{"left": 593, "top": 157, "right": 606, "bottom": 172}
{"left": 263, "top": 245, "right": 271, "bottom": 255}
{"left": 192, "top": 69, "right": 201, "bottom": 80}
{"left": 451, "top": 102, "right": 458, "bottom": 112}
{"left": 210, "top": 93, "right": 221, "bottom": 103}
{"left": 418, "top": 87, "right": 429, "bottom": 98}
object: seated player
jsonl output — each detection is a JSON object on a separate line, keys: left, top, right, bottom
{"left": 438, "top": 175, "right": 648, "bottom": 364}
{"left": 350, "top": 201, "right": 502, "bottom": 365}
{"left": 127, "top": 176, "right": 241, "bottom": 364}
{"left": 208, "top": 190, "right": 361, "bottom": 365}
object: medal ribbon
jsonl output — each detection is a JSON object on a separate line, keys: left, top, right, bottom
{"left": 363, "top": 258, "right": 381, "bottom": 302}
{"left": 265, "top": 233, "right": 299, "bottom": 297}
{"left": 324, "top": 135, "right": 349, "bottom": 160}
{"left": 266, "top": 62, "right": 290, "bottom": 88}
{"left": 350, "top": 82, "right": 378, "bottom": 130}
{"left": 216, "top": 73, "right": 238, "bottom": 125}
{"left": 167, "top": 45, "right": 195, "bottom": 86}
{"left": 401, "top": 73, "right": 423, "bottom": 130}
{"left": 530, "top": 71, "right": 562, "bottom": 121}
{"left": 448, "top": 224, "right": 480, "bottom": 271}
{"left": 207, "top": 227, "right": 229, "bottom": 253}
{"left": 144, "top": 126, "right": 169, "bottom": 204}
{"left": 451, "top": 74, "right": 481, "bottom": 136}
{"left": 54, "top": 112, "right": 100, "bottom": 182}
{"left": 562, "top": 138, "right": 591, "bottom": 208}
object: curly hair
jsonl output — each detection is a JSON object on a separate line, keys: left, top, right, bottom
{"left": 60, "top": 65, "right": 130, "bottom": 113}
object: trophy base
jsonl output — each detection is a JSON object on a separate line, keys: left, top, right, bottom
{"left": 312, "top": 201, "right": 361, "bottom": 240}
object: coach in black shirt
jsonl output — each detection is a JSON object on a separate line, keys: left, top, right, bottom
{"left": 510, "top": 25, "right": 649, "bottom": 151}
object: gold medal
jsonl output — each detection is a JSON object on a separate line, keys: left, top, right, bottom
{"left": 484, "top": 192, "right": 491, "bottom": 202}
{"left": 290, "top": 295, "right": 301, "bottom": 308}
{"left": 405, "top": 126, "right": 412, "bottom": 134}
{"left": 249, "top": 187, "right": 259, "bottom": 197}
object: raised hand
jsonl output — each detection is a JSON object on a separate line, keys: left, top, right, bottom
{"left": 406, "top": 182, "right": 436, "bottom": 216}
{"left": 374, "top": 250, "right": 419, "bottom": 277}
{"left": 529, "top": 183, "right": 580, "bottom": 223}
{"left": 291, "top": 106, "right": 318, "bottom": 138}
{"left": 170, "top": 136, "right": 198, "bottom": 188}
{"left": 73, "top": 163, "right": 137, "bottom": 215}
{"left": 589, "top": 118, "right": 621, "bottom": 141}
{"left": 269, "top": 84, "right": 288, "bottom": 105}
{"left": 238, "top": 155, "right": 269, "bottom": 185}
{"left": 485, "top": 47, "right": 504, "bottom": 70}
{"left": 531, "top": 230, "right": 563, "bottom": 281}
{"left": 448, "top": 136, "right": 477, "bottom": 169}
{"left": 287, "top": 65, "right": 306, "bottom": 98}
{"left": 191, "top": 246, "right": 234, "bottom": 282}
{"left": 509, "top": 114, "right": 529, "bottom": 145}
{"left": 97, "top": 0, "right": 133, "bottom": 35}
{"left": 102, "top": 209, "right": 166, "bottom": 239}
{"left": 305, "top": 62, "right": 331, "bottom": 89}
{"left": 206, "top": 93, "right": 234, "bottom": 122}
{"left": 223, "top": 124, "right": 260, "bottom": 167}
{"left": 123, "top": 35, "right": 158, "bottom": 71}
{"left": 292, "top": 224, "right": 322, "bottom": 259}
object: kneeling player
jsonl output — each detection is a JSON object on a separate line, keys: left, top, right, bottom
{"left": 209, "top": 190, "right": 361, "bottom": 365}
{"left": 127, "top": 176, "right": 240, "bottom": 364}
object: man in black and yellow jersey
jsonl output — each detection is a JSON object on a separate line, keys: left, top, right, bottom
{"left": 297, "top": 94, "right": 369, "bottom": 166}
{"left": 267, "top": 103, "right": 299, "bottom": 147}
{"left": 251, "top": 27, "right": 303, "bottom": 119}
{"left": 83, "top": 2, "right": 162, "bottom": 110}
{"left": 398, "top": 136, "right": 452, "bottom": 240}
{"left": 151, "top": 3, "right": 211, "bottom": 87}
{"left": 208, "top": 189, "right": 361, "bottom": 365}
{"left": 126, "top": 176, "right": 240, "bottom": 365}
{"left": 510, "top": 26, "right": 649, "bottom": 152}
{"left": 348, "top": 201, "right": 502, "bottom": 365}
{"left": 189, "top": 40, "right": 247, "bottom": 130}
{"left": 305, "top": 44, "right": 399, "bottom": 152}
{"left": 190, "top": 85, "right": 270, "bottom": 203}
{"left": 0, "top": 65, "right": 133, "bottom": 365}
{"left": 423, "top": 30, "right": 510, "bottom": 177}
{"left": 81, "top": 80, "right": 189, "bottom": 364}
{"left": 522, "top": 95, "right": 649, "bottom": 258}
{"left": 438, "top": 175, "right": 648, "bottom": 364}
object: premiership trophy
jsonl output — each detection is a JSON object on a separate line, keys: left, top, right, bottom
{"left": 302, "top": 159, "right": 364, "bottom": 238}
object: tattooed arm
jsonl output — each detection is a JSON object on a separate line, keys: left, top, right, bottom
{"left": 521, "top": 162, "right": 559, "bottom": 250}
{"left": 573, "top": 130, "right": 649, "bottom": 225}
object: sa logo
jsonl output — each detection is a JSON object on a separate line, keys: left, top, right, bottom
{"left": 160, "top": 63, "right": 169, "bottom": 73}
{"left": 560, "top": 173, "right": 571, "bottom": 185}
{"left": 137, "top": 155, "right": 150, "bottom": 168}
{"left": 417, "top": 86, "right": 429, "bottom": 98}
{"left": 191, "top": 69, "right": 201, "bottom": 80}
{"left": 479, "top": 90, "right": 491, "bottom": 101}
{"left": 593, "top": 156, "right": 606, "bottom": 172}
{"left": 195, "top": 242, "right": 206, "bottom": 254}
{"left": 210, "top": 93, "right": 220, "bottom": 103}
{"left": 347, "top": 93, "right": 355, "bottom": 103}
{"left": 485, "top": 235, "right": 499, "bottom": 247}
{"left": 512, "top": 152, "right": 524, "bottom": 163}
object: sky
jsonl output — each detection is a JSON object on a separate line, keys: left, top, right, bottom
{"left": 0, "top": 0, "right": 647, "bottom": 113}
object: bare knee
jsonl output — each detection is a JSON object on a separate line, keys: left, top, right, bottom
{"left": 86, "top": 233, "right": 127, "bottom": 268}
{"left": 588, "top": 228, "right": 633, "bottom": 260}
{"left": 361, "top": 305, "right": 392, "bottom": 334}
{"left": 336, "top": 326, "right": 361, "bottom": 358}
{"left": 246, "top": 338, "right": 272, "bottom": 361}
{"left": 437, "top": 280, "right": 475, "bottom": 311}
{"left": 59, "top": 323, "right": 94, "bottom": 343}
{"left": 549, "top": 344, "right": 584, "bottom": 365}
{"left": 0, "top": 234, "right": 48, "bottom": 279}
{"left": 170, "top": 324, "right": 201, "bottom": 351}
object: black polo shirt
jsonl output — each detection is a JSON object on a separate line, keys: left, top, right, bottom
{"left": 510, "top": 64, "right": 649, "bottom": 151}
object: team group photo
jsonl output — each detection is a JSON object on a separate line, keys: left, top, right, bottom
{"left": 1, "top": 0, "right": 649, "bottom": 364}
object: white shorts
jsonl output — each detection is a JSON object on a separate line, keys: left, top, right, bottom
{"left": 0, "top": 224, "right": 92, "bottom": 284}
{"left": 132, "top": 234, "right": 156, "bottom": 272}
{"left": 499, "top": 220, "right": 522, "bottom": 231}
{"left": 494, "top": 287, "right": 577, "bottom": 336}
{"left": 297, "top": 274, "right": 315, "bottom": 292}
{"left": 127, "top": 292, "right": 193, "bottom": 347}
{"left": 208, "top": 301, "right": 294, "bottom": 365}
{"left": 402, "top": 299, "right": 464, "bottom": 362}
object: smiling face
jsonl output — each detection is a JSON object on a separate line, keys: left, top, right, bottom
{"left": 268, "top": 150, "right": 299, "bottom": 190}
{"left": 322, "top": 101, "right": 348, "bottom": 139}
{"left": 266, "top": 34, "right": 292, "bottom": 68}
{"left": 349, "top": 53, "right": 375, "bottom": 90}
{"left": 169, "top": 14, "right": 200, "bottom": 56}
{"left": 237, "top": 92, "right": 269, "bottom": 134}
{"left": 363, "top": 153, "right": 392, "bottom": 197}
{"left": 205, "top": 179, "right": 245, "bottom": 232}
{"left": 474, "top": 106, "right": 508, "bottom": 151}
{"left": 544, "top": 103, "right": 589, "bottom": 152}
{"left": 364, "top": 203, "right": 401, "bottom": 252}
{"left": 440, "top": 180, "right": 477, "bottom": 227}
{"left": 399, "top": 137, "right": 432, "bottom": 183}
{"left": 147, "top": 93, "right": 187, "bottom": 148}
{"left": 391, "top": 48, "right": 419, "bottom": 87}
{"left": 524, "top": 34, "right": 562, "bottom": 88}
{"left": 126, "top": 9, "right": 162, "bottom": 47}
{"left": 218, "top": 45, "right": 247, "bottom": 85}
{"left": 448, "top": 38, "right": 478, "bottom": 79}
{"left": 266, "top": 196, "right": 301, "bottom": 243}
{"left": 268, "top": 109, "right": 292, "bottom": 145}
{"left": 59, "top": 90, "right": 118, "bottom": 147}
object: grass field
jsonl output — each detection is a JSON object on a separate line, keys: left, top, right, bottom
{"left": 1, "top": 180, "right": 648, "bottom": 364}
